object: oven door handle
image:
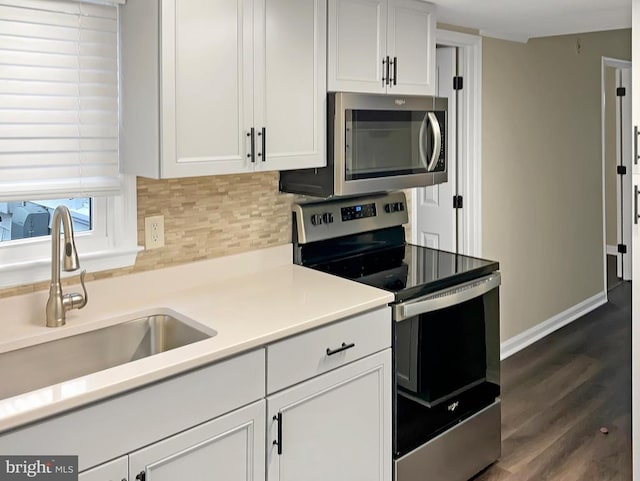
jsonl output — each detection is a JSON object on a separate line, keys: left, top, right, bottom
{"left": 393, "top": 272, "right": 501, "bottom": 321}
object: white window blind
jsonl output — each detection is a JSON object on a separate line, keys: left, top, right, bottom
{"left": 0, "top": 0, "right": 121, "bottom": 202}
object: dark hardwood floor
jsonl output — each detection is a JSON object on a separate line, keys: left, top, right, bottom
{"left": 473, "top": 281, "right": 631, "bottom": 481}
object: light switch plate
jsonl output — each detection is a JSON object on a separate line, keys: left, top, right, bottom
{"left": 144, "top": 215, "right": 165, "bottom": 249}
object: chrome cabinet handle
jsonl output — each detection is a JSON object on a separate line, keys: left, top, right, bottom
{"left": 326, "top": 342, "right": 355, "bottom": 356}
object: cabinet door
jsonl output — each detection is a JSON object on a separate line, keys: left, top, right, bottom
{"left": 267, "top": 349, "right": 392, "bottom": 481}
{"left": 129, "top": 401, "right": 265, "bottom": 481}
{"left": 327, "top": 0, "right": 387, "bottom": 94}
{"left": 79, "top": 457, "right": 127, "bottom": 481}
{"left": 254, "top": 0, "right": 327, "bottom": 171}
{"left": 160, "top": 0, "right": 254, "bottom": 177}
{"left": 387, "top": 0, "right": 436, "bottom": 95}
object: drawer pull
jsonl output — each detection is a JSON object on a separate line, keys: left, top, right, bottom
{"left": 326, "top": 342, "right": 355, "bottom": 356}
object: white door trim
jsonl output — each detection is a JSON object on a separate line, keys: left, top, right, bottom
{"left": 601, "top": 57, "right": 632, "bottom": 291}
{"left": 412, "top": 29, "right": 482, "bottom": 256}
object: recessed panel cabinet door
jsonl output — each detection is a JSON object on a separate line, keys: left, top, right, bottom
{"left": 387, "top": 0, "right": 435, "bottom": 95}
{"left": 161, "top": 0, "right": 253, "bottom": 177}
{"left": 267, "top": 350, "right": 392, "bottom": 481}
{"left": 255, "top": 0, "right": 327, "bottom": 170}
{"left": 328, "top": 0, "right": 387, "bottom": 94}
{"left": 129, "top": 401, "right": 265, "bottom": 481}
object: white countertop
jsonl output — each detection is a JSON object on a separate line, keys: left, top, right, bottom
{"left": 0, "top": 245, "right": 394, "bottom": 433}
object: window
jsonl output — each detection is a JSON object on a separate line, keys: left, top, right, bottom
{"left": 0, "top": 0, "right": 138, "bottom": 289}
{"left": 0, "top": 198, "right": 91, "bottom": 242}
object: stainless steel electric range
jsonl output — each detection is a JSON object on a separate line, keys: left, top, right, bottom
{"left": 292, "top": 191, "right": 501, "bottom": 481}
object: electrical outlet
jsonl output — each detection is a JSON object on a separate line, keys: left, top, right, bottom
{"left": 144, "top": 215, "right": 165, "bottom": 249}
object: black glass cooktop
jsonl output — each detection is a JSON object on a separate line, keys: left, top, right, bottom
{"left": 304, "top": 230, "right": 499, "bottom": 303}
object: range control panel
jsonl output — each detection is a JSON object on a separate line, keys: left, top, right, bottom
{"left": 293, "top": 192, "right": 409, "bottom": 244}
{"left": 341, "top": 202, "right": 377, "bottom": 222}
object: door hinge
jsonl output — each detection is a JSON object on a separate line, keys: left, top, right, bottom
{"left": 453, "top": 76, "right": 463, "bottom": 91}
{"left": 617, "top": 87, "right": 626, "bottom": 97}
{"left": 453, "top": 195, "right": 463, "bottom": 209}
{"left": 617, "top": 165, "right": 627, "bottom": 175}
{"left": 273, "top": 413, "right": 283, "bottom": 455}
{"left": 618, "top": 244, "right": 627, "bottom": 254}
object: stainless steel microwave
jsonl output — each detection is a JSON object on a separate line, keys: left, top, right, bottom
{"left": 280, "top": 92, "right": 447, "bottom": 198}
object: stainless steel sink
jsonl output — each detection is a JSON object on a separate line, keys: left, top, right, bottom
{"left": 0, "top": 313, "right": 215, "bottom": 400}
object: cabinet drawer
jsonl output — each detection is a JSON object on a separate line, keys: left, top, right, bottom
{"left": 267, "top": 307, "right": 390, "bottom": 393}
{"left": 0, "top": 349, "right": 265, "bottom": 471}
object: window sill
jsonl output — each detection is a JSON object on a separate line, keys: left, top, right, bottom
{"left": 0, "top": 247, "right": 142, "bottom": 290}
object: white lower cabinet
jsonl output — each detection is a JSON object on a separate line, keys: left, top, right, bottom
{"left": 267, "top": 349, "right": 392, "bottom": 481}
{"left": 78, "top": 457, "right": 127, "bottom": 481}
{"left": 129, "top": 401, "right": 266, "bottom": 481}
{"left": 6, "top": 310, "right": 393, "bottom": 481}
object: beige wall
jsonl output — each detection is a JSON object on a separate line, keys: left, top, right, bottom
{"left": 482, "top": 29, "right": 631, "bottom": 341}
{"left": 605, "top": 66, "right": 618, "bottom": 247}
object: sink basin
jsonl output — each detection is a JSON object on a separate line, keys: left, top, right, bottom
{"left": 0, "top": 313, "right": 215, "bottom": 400}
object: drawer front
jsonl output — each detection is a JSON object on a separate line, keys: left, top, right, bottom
{"left": 0, "top": 349, "right": 265, "bottom": 471}
{"left": 267, "top": 307, "right": 391, "bottom": 393}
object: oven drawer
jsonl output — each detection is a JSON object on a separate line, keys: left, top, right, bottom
{"left": 266, "top": 307, "right": 391, "bottom": 393}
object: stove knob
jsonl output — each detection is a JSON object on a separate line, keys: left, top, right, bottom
{"left": 397, "top": 202, "right": 405, "bottom": 212}
{"left": 384, "top": 203, "right": 393, "bottom": 213}
{"left": 322, "top": 212, "right": 334, "bottom": 224}
{"left": 310, "top": 214, "right": 323, "bottom": 226}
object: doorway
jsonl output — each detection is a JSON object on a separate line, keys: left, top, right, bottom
{"left": 412, "top": 30, "right": 482, "bottom": 257}
{"left": 601, "top": 57, "right": 632, "bottom": 290}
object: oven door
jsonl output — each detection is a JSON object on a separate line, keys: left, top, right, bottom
{"left": 393, "top": 273, "right": 501, "bottom": 407}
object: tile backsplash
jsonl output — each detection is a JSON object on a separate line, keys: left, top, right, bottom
{"left": 0, "top": 172, "right": 295, "bottom": 298}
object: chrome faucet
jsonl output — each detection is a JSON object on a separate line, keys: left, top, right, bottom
{"left": 45, "top": 205, "right": 88, "bottom": 327}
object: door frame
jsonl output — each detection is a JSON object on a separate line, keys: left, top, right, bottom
{"left": 600, "top": 57, "right": 632, "bottom": 288}
{"left": 412, "top": 29, "right": 482, "bottom": 257}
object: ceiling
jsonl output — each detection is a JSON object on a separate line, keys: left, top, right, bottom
{"left": 432, "top": 0, "right": 631, "bottom": 42}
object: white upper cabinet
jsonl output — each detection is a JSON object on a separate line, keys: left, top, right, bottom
{"left": 256, "top": 0, "right": 327, "bottom": 171}
{"left": 327, "top": 0, "right": 435, "bottom": 96}
{"left": 327, "top": 0, "right": 387, "bottom": 94}
{"left": 121, "top": 0, "right": 326, "bottom": 179}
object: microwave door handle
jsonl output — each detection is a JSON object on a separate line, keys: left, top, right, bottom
{"left": 418, "top": 113, "right": 429, "bottom": 169}
{"left": 393, "top": 273, "right": 501, "bottom": 321}
{"left": 426, "top": 112, "right": 441, "bottom": 172}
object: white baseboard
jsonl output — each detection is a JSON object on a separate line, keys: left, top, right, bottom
{"left": 500, "top": 290, "right": 608, "bottom": 360}
{"left": 606, "top": 245, "right": 618, "bottom": 256}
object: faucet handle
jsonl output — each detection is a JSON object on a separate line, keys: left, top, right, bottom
{"left": 77, "top": 269, "right": 88, "bottom": 309}
{"left": 64, "top": 270, "right": 88, "bottom": 311}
